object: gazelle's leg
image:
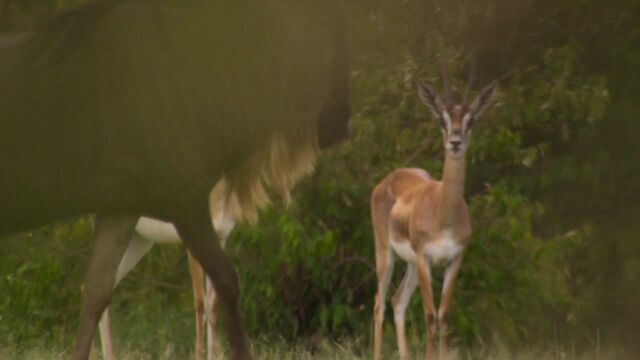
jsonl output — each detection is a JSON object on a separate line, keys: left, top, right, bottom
{"left": 392, "top": 264, "right": 418, "bottom": 360}
{"left": 98, "top": 308, "right": 114, "bottom": 360}
{"left": 204, "top": 232, "right": 229, "bottom": 360}
{"left": 415, "top": 252, "right": 436, "bottom": 360}
{"left": 114, "top": 234, "right": 155, "bottom": 285}
{"left": 98, "top": 234, "right": 154, "bottom": 360}
{"left": 374, "top": 247, "right": 394, "bottom": 360}
{"left": 371, "top": 187, "right": 394, "bottom": 360}
{"left": 438, "top": 255, "right": 463, "bottom": 360}
{"left": 173, "top": 198, "right": 249, "bottom": 360}
{"left": 205, "top": 276, "right": 217, "bottom": 360}
{"left": 73, "top": 214, "right": 138, "bottom": 360}
{"left": 188, "top": 252, "right": 207, "bottom": 360}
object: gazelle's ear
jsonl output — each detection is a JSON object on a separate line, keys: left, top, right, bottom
{"left": 468, "top": 80, "right": 497, "bottom": 119}
{"left": 417, "top": 81, "right": 446, "bottom": 120}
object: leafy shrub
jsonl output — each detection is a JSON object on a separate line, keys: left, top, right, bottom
{"left": 228, "top": 44, "right": 607, "bottom": 350}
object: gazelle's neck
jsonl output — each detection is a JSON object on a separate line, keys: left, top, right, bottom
{"left": 438, "top": 152, "right": 466, "bottom": 227}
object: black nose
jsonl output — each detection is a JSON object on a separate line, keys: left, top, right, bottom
{"left": 450, "top": 140, "right": 461, "bottom": 150}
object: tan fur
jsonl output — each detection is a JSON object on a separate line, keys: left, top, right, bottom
{"left": 222, "top": 127, "right": 318, "bottom": 223}
{"left": 372, "top": 161, "right": 471, "bottom": 360}
{"left": 374, "top": 166, "right": 471, "bottom": 255}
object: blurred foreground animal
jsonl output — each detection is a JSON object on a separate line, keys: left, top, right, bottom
{"left": 0, "top": 1, "right": 350, "bottom": 359}
{"left": 98, "top": 179, "right": 236, "bottom": 360}
{"left": 371, "top": 67, "right": 496, "bottom": 360}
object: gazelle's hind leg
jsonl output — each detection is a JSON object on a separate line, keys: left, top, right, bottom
{"left": 174, "top": 197, "right": 249, "bottom": 360}
{"left": 188, "top": 252, "right": 207, "bottom": 360}
{"left": 205, "top": 276, "right": 217, "bottom": 360}
{"left": 392, "top": 264, "right": 418, "bottom": 360}
{"left": 98, "top": 308, "right": 115, "bottom": 360}
{"left": 374, "top": 248, "right": 394, "bottom": 360}
{"left": 371, "top": 186, "right": 395, "bottom": 360}
{"left": 73, "top": 214, "right": 138, "bottom": 360}
{"left": 188, "top": 213, "right": 233, "bottom": 360}
{"left": 113, "top": 234, "right": 156, "bottom": 284}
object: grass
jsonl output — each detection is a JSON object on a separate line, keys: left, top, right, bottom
{"left": 0, "top": 337, "right": 630, "bottom": 360}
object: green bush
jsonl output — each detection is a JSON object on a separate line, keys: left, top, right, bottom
{"left": 227, "top": 45, "right": 607, "bottom": 350}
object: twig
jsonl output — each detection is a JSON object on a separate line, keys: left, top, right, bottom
{"left": 352, "top": 270, "right": 375, "bottom": 295}
{"left": 331, "top": 255, "right": 374, "bottom": 272}
{"left": 62, "top": 247, "right": 91, "bottom": 259}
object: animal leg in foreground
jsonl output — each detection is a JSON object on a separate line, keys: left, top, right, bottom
{"left": 72, "top": 214, "right": 138, "bottom": 360}
{"left": 174, "top": 200, "right": 249, "bottom": 360}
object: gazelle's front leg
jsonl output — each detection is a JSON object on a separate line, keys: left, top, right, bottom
{"left": 190, "top": 200, "right": 234, "bottom": 360}
{"left": 415, "top": 249, "right": 436, "bottom": 360}
{"left": 392, "top": 264, "right": 418, "bottom": 360}
{"left": 188, "top": 252, "right": 207, "bottom": 360}
{"left": 205, "top": 276, "right": 217, "bottom": 360}
{"left": 73, "top": 214, "right": 138, "bottom": 360}
{"left": 205, "top": 233, "right": 229, "bottom": 360}
{"left": 438, "top": 255, "right": 463, "bottom": 360}
{"left": 173, "top": 197, "right": 250, "bottom": 360}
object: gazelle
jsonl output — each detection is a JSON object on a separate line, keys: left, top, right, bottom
{"left": 97, "top": 179, "right": 237, "bottom": 360}
{"left": 371, "top": 67, "right": 496, "bottom": 360}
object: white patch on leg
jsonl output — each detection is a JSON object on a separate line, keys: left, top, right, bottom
{"left": 393, "top": 265, "right": 418, "bottom": 321}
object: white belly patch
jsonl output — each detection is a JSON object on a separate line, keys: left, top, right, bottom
{"left": 424, "top": 235, "right": 463, "bottom": 265}
{"left": 390, "top": 231, "right": 463, "bottom": 265}
{"left": 135, "top": 218, "right": 181, "bottom": 244}
{"left": 135, "top": 214, "right": 235, "bottom": 245}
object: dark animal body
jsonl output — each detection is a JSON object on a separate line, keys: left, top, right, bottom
{"left": 0, "top": 1, "right": 350, "bottom": 359}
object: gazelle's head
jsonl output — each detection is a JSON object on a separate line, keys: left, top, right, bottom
{"left": 418, "top": 68, "right": 497, "bottom": 159}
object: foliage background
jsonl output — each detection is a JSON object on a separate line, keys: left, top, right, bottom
{"left": 1, "top": 0, "right": 639, "bottom": 358}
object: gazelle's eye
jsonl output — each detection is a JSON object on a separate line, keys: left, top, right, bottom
{"left": 439, "top": 118, "right": 447, "bottom": 129}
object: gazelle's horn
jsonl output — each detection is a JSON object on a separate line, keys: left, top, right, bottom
{"left": 463, "top": 57, "right": 476, "bottom": 105}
